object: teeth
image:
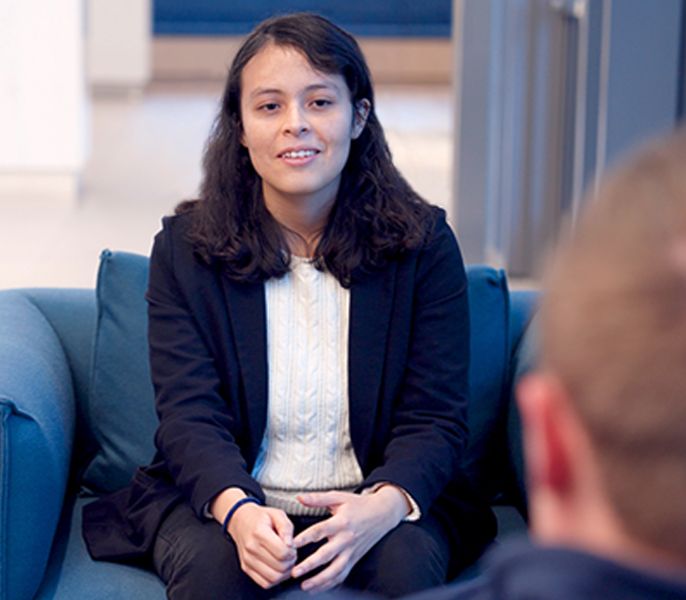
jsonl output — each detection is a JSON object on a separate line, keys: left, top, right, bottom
{"left": 282, "top": 149, "right": 317, "bottom": 159}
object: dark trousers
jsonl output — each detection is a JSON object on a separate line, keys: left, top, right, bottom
{"left": 152, "top": 502, "right": 451, "bottom": 599}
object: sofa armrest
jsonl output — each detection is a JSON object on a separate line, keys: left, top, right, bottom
{"left": 0, "top": 291, "right": 76, "bottom": 600}
{"left": 505, "top": 302, "right": 540, "bottom": 520}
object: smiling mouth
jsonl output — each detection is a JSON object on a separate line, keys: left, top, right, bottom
{"left": 279, "top": 149, "right": 320, "bottom": 159}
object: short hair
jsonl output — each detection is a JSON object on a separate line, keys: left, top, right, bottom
{"left": 540, "top": 129, "right": 686, "bottom": 558}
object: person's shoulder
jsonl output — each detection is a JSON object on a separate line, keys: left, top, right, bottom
{"left": 281, "top": 592, "right": 378, "bottom": 600}
{"left": 410, "top": 205, "right": 462, "bottom": 274}
{"left": 409, "top": 578, "right": 491, "bottom": 600}
{"left": 160, "top": 200, "right": 198, "bottom": 234}
{"left": 280, "top": 578, "right": 490, "bottom": 600}
{"left": 153, "top": 201, "right": 200, "bottom": 249}
{"left": 150, "top": 202, "right": 204, "bottom": 275}
{"left": 423, "top": 206, "right": 455, "bottom": 247}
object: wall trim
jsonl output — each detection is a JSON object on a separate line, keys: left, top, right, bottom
{"left": 152, "top": 36, "right": 453, "bottom": 84}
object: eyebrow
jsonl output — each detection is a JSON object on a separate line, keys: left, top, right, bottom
{"left": 248, "top": 83, "right": 340, "bottom": 99}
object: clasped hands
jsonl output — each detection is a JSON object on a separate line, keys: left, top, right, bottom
{"left": 225, "top": 487, "right": 410, "bottom": 593}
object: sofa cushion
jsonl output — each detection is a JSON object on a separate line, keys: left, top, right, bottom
{"left": 82, "top": 251, "right": 156, "bottom": 494}
{"left": 34, "top": 497, "right": 165, "bottom": 599}
{"left": 506, "top": 311, "right": 540, "bottom": 514}
{"left": 462, "top": 266, "right": 511, "bottom": 500}
{"left": 80, "top": 254, "right": 513, "bottom": 501}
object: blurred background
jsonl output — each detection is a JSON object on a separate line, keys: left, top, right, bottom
{"left": 1, "top": 0, "right": 684, "bottom": 288}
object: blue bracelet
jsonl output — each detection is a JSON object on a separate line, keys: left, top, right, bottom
{"left": 222, "top": 497, "right": 263, "bottom": 536}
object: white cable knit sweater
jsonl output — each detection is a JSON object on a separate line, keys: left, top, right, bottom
{"left": 252, "top": 257, "right": 364, "bottom": 516}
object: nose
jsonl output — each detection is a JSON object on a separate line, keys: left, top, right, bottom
{"left": 283, "top": 104, "right": 309, "bottom": 136}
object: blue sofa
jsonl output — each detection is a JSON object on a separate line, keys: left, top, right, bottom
{"left": 0, "top": 251, "right": 537, "bottom": 600}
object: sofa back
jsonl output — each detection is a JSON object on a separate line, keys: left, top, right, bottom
{"left": 6, "top": 289, "right": 96, "bottom": 410}
{"left": 27, "top": 252, "right": 538, "bottom": 507}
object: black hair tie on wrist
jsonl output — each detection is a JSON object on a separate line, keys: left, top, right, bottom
{"left": 222, "top": 497, "right": 263, "bottom": 537}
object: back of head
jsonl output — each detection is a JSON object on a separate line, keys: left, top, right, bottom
{"left": 540, "top": 129, "right": 686, "bottom": 559}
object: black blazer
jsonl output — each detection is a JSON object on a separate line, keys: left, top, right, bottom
{"left": 83, "top": 208, "right": 495, "bottom": 570}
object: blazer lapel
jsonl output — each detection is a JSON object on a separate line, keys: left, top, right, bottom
{"left": 221, "top": 276, "right": 268, "bottom": 458}
{"left": 348, "top": 263, "right": 396, "bottom": 466}
{"left": 219, "top": 264, "right": 396, "bottom": 468}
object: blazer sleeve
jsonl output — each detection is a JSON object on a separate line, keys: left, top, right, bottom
{"left": 146, "top": 218, "right": 265, "bottom": 516}
{"left": 360, "top": 216, "right": 470, "bottom": 515}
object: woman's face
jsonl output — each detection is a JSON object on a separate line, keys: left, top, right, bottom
{"left": 239, "top": 43, "right": 366, "bottom": 212}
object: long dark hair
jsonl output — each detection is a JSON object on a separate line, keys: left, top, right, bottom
{"left": 180, "top": 12, "right": 435, "bottom": 286}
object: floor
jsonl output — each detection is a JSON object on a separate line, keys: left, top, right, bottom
{"left": 0, "top": 82, "right": 454, "bottom": 289}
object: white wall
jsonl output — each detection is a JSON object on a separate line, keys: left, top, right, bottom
{"left": 0, "top": 0, "right": 88, "bottom": 201}
{"left": 86, "top": 0, "right": 151, "bottom": 88}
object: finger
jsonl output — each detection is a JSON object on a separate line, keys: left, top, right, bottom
{"left": 253, "top": 549, "right": 296, "bottom": 574}
{"left": 242, "top": 559, "right": 290, "bottom": 590}
{"left": 293, "top": 517, "right": 337, "bottom": 548}
{"left": 254, "top": 523, "right": 297, "bottom": 564}
{"left": 242, "top": 536, "right": 296, "bottom": 585}
{"left": 300, "top": 553, "right": 351, "bottom": 593}
{"left": 270, "top": 509, "right": 295, "bottom": 547}
{"left": 244, "top": 569, "right": 271, "bottom": 590}
{"left": 297, "top": 491, "right": 348, "bottom": 508}
{"left": 252, "top": 538, "right": 297, "bottom": 571}
{"left": 291, "top": 538, "right": 344, "bottom": 579}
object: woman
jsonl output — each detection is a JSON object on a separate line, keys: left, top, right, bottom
{"left": 83, "top": 12, "right": 493, "bottom": 599}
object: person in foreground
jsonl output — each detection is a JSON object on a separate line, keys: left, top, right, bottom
{"left": 81, "top": 12, "right": 493, "bottom": 600}
{"left": 405, "top": 131, "right": 686, "bottom": 599}
{"left": 300, "top": 131, "right": 686, "bottom": 600}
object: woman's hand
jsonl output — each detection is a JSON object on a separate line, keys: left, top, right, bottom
{"left": 211, "top": 488, "right": 296, "bottom": 589}
{"left": 227, "top": 502, "right": 297, "bottom": 589}
{"left": 291, "top": 486, "right": 410, "bottom": 592}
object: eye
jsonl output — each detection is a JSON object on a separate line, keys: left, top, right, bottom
{"left": 258, "top": 102, "right": 280, "bottom": 112}
{"left": 311, "top": 98, "right": 333, "bottom": 109}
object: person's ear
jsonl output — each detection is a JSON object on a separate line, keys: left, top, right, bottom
{"left": 351, "top": 99, "right": 371, "bottom": 139}
{"left": 517, "top": 373, "right": 574, "bottom": 496}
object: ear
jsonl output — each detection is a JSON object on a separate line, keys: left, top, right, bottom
{"left": 517, "top": 373, "right": 574, "bottom": 496}
{"left": 351, "top": 99, "right": 371, "bottom": 139}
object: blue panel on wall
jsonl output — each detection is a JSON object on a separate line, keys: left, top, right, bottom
{"left": 154, "top": 0, "right": 452, "bottom": 37}
{"left": 604, "top": 0, "right": 681, "bottom": 165}
{"left": 678, "top": 1, "right": 686, "bottom": 121}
